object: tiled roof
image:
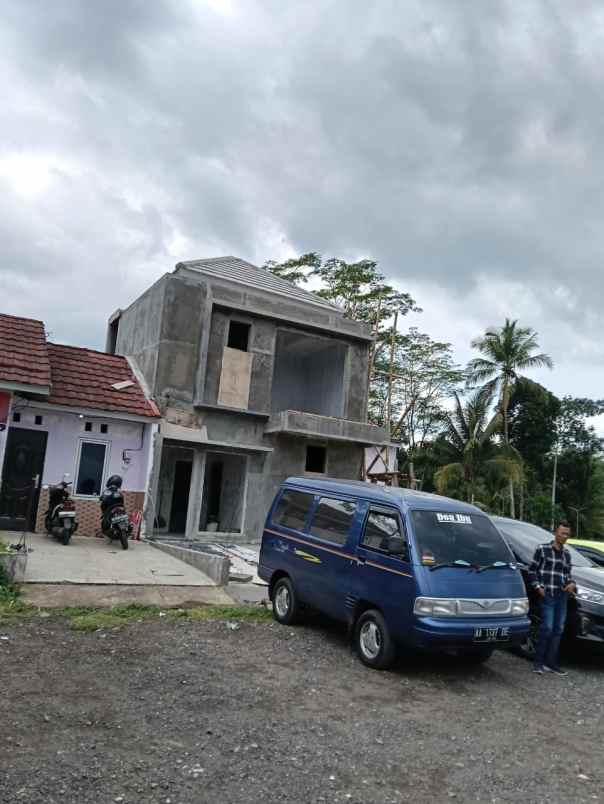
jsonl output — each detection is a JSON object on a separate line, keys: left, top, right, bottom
{"left": 176, "top": 256, "right": 341, "bottom": 311}
{"left": 0, "top": 313, "right": 52, "bottom": 392}
{"left": 46, "top": 343, "right": 160, "bottom": 419}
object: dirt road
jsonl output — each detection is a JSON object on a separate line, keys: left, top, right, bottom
{"left": 1, "top": 614, "right": 602, "bottom": 804}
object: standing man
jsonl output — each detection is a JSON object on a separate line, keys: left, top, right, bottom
{"left": 528, "top": 521, "right": 576, "bottom": 676}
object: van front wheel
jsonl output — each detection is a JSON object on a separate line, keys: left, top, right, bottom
{"left": 354, "top": 609, "right": 396, "bottom": 670}
{"left": 272, "top": 577, "right": 301, "bottom": 625}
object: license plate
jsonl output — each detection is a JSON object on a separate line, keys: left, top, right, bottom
{"left": 473, "top": 626, "right": 511, "bottom": 643}
{"left": 112, "top": 514, "right": 129, "bottom": 524}
{"left": 59, "top": 511, "right": 76, "bottom": 517}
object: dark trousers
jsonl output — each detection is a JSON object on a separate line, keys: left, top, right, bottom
{"left": 535, "top": 591, "right": 568, "bottom": 667}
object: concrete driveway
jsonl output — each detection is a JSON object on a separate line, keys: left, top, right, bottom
{"left": 3, "top": 531, "right": 234, "bottom": 607}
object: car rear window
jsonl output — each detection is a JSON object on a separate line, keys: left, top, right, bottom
{"left": 309, "top": 497, "right": 356, "bottom": 546}
{"left": 271, "top": 489, "right": 314, "bottom": 532}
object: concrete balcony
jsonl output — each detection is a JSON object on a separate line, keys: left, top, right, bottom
{"left": 265, "top": 410, "right": 389, "bottom": 446}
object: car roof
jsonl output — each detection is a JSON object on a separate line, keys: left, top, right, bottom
{"left": 569, "top": 539, "right": 604, "bottom": 552}
{"left": 283, "top": 477, "right": 485, "bottom": 514}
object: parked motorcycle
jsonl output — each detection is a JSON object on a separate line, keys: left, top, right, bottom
{"left": 100, "top": 475, "right": 131, "bottom": 550}
{"left": 45, "top": 476, "right": 78, "bottom": 545}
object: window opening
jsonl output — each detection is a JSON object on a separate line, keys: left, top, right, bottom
{"left": 100, "top": 424, "right": 108, "bottom": 434}
{"left": 76, "top": 442, "right": 106, "bottom": 496}
{"left": 85, "top": 422, "right": 93, "bottom": 432}
{"left": 309, "top": 497, "right": 355, "bottom": 545}
{"left": 34, "top": 415, "right": 43, "bottom": 425}
{"left": 227, "top": 320, "right": 250, "bottom": 352}
{"left": 306, "top": 445, "right": 326, "bottom": 473}
{"left": 12, "top": 411, "right": 21, "bottom": 423}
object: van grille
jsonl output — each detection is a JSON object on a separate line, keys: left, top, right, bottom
{"left": 458, "top": 599, "right": 511, "bottom": 616}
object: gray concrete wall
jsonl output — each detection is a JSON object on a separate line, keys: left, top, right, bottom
{"left": 154, "top": 275, "right": 207, "bottom": 404}
{"left": 115, "top": 275, "right": 168, "bottom": 394}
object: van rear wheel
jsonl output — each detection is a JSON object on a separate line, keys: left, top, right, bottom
{"left": 272, "top": 577, "right": 302, "bottom": 625}
{"left": 354, "top": 609, "right": 396, "bottom": 670}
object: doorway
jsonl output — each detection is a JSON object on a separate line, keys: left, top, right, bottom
{"left": 0, "top": 427, "right": 48, "bottom": 531}
{"left": 199, "top": 452, "right": 247, "bottom": 533}
{"left": 169, "top": 460, "right": 192, "bottom": 533}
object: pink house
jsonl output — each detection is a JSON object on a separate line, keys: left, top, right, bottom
{"left": 0, "top": 313, "right": 159, "bottom": 536}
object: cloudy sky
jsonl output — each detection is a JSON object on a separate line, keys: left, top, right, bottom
{"left": 1, "top": 0, "right": 603, "bottom": 409}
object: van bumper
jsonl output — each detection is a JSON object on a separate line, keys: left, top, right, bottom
{"left": 411, "top": 616, "right": 531, "bottom": 651}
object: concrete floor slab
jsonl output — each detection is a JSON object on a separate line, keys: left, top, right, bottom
{"left": 8, "top": 532, "right": 219, "bottom": 587}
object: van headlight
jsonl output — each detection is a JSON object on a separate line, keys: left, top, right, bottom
{"left": 414, "top": 597, "right": 459, "bottom": 617}
{"left": 575, "top": 585, "right": 604, "bottom": 605}
{"left": 510, "top": 598, "right": 530, "bottom": 615}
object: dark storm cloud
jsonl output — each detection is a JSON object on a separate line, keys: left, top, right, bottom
{"left": 1, "top": 0, "right": 603, "bottom": 398}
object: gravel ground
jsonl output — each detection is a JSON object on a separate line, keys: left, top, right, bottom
{"left": 0, "top": 614, "right": 603, "bottom": 804}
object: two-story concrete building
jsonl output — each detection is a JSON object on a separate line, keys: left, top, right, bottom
{"left": 108, "top": 257, "right": 389, "bottom": 542}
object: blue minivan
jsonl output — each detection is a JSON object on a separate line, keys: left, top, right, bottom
{"left": 259, "top": 478, "right": 530, "bottom": 669}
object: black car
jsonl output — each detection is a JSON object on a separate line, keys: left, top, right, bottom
{"left": 493, "top": 516, "right": 604, "bottom": 658}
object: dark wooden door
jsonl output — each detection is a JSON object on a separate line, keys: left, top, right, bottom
{"left": 169, "top": 460, "right": 192, "bottom": 533}
{"left": 0, "top": 428, "right": 47, "bottom": 531}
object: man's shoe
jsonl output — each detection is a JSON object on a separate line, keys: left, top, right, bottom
{"left": 532, "top": 665, "right": 545, "bottom": 674}
{"left": 544, "top": 665, "right": 567, "bottom": 676}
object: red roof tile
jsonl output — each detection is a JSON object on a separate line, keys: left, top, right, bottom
{"left": 46, "top": 343, "right": 160, "bottom": 419}
{"left": 0, "top": 313, "right": 52, "bottom": 391}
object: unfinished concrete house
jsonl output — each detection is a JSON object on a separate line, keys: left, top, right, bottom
{"left": 107, "top": 257, "right": 389, "bottom": 542}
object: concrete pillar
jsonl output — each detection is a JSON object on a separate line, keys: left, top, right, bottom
{"left": 185, "top": 447, "right": 206, "bottom": 539}
{"left": 143, "top": 426, "right": 164, "bottom": 537}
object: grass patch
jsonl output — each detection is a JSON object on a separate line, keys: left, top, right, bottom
{"left": 67, "top": 602, "right": 271, "bottom": 632}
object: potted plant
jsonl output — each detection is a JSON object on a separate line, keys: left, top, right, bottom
{"left": 0, "top": 541, "right": 27, "bottom": 584}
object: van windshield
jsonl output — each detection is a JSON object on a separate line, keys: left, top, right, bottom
{"left": 411, "top": 510, "right": 513, "bottom": 568}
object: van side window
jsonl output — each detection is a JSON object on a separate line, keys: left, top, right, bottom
{"left": 362, "top": 509, "right": 403, "bottom": 552}
{"left": 309, "top": 497, "right": 355, "bottom": 545}
{"left": 272, "top": 490, "right": 314, "bottom": 532}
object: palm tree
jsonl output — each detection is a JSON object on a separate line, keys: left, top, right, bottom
{"left": 435, "top": 388, "right": 523, "bottom": 504}
{"left": 435, "top": 388, "right": 495, "bottom": 501}
{"left": 467, "top": 319, "right": 553, "bottom": 516}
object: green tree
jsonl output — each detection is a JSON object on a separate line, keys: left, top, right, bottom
{"left": 467, "top": 319, "right": 553, "bottom": 517}
{"left": 434, "top": 388, "right": 521, "bottom": 504}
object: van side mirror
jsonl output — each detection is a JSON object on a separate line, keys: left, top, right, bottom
{"left": 387, "top": 536, "right": 408, "bottom": 557}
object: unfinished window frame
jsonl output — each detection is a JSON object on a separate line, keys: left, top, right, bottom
{"left": 305, "top": 443, "right": 328, "bottom": 475}
{"left": 227, "top": 319, "right": 252, "bottom": 352}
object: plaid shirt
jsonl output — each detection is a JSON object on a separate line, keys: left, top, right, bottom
{"left": 528, "top": 542, "right": 574, "bottom": 595}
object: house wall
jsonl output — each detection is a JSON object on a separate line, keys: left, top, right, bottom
{"left": 4, "top": 401, "right": 154, "bottom": 536}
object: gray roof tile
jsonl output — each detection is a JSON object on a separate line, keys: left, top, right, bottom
{"left": 176, "top": 256, "right": 341, "bottom": 312}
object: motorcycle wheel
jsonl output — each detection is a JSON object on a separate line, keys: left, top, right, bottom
{"left": 60, "top": 528, "right": 71, "bottom": 545}
{"left": 120, "top": 530, "right": 129, "bottom": 550}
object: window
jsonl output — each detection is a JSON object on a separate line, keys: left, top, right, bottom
{"left": 362, "top": 508, "right": 403, "bottom": 552}
{"left": 76, "top": 442, "right": 107, "bottom": 496}
{"left": 272, "top": 490, "right": 314, "bottom": 532}
{"left": 412, "top": 510, "right": 513, "bottom": 567}
{"left": 310, "top": 497, "right": 355, "bottom": 545}
{"left": 12, "top": 411, "right": 21, "bottom": 423}
{"left": 305, "top": 445, "right": 326, "bottom": 473}
{"left": 34, "top": 415, "right": 43, "bottom": 425}
{"left": 100, "top": 424, "right": 108, "bottom": 434}
{"left": 227, "top": 320, "right": 250, "bottom": 352}
{"left": 85, "top": 422, "right": 93, "bottom": 432}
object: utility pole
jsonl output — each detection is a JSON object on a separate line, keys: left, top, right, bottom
{"left": 569, "top": 506, "right": 585, "bottom": 540}
{"left": 550, "top": 450, "right": 558, "bottom": 532}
